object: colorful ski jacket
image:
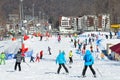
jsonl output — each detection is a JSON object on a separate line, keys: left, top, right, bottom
{"left": 69, "top": 51, "right": 73, "bottom": 58}
{"left": 0, "top": 52, "right": 6, "bottom": 59}
{"left": 56, "top": 51, "right": 66, "bottom": 64}
{"left": 83, "top": 50, "right": 94, "bottom": 66}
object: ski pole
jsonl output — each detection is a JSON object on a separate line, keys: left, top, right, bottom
{"left": 25, "top": 62, "right": 31, "bottom": 68}
{"left": 96, "top": 68, "right": 102, "bottom": 77}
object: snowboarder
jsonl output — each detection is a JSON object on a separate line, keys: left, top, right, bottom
{"left": 0, "top": 52, "right": 6, "bottom": 65}
{"left": 14, "top": 50, "right": 22, "bottom": 71}
{"left": 56, "top": 50, "right": 69, "bottom": 74}
{"left": 82, "top": 50, "right": 96, "bottom": 78}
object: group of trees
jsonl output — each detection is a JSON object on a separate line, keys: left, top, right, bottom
{"left": 0, "top": 0, "right": 120, "bottom": 28}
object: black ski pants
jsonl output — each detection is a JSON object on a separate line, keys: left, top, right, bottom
{"left": 14, "top": 62, "right": 21, "bottom": 71}
{"left": 57, "top": 64, "right": 69, "bottom": 74}
{"left": 82, "top": 65, "right": 96, "bottom": 76}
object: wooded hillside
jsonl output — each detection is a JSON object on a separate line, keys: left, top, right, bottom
{"left": 0, "top": 0, "right": 120, "bottom": 25}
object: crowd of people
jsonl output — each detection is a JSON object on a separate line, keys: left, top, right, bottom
{"left": 0, "top": 32, "right": 114, "bottom": 78}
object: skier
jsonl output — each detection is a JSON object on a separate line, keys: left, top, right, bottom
{"left": 40, "top": 34, "right": 43, "bottom": 41}
{"left": 78, "top": 42, "right": 82, "bottom": 51}
{"left": 96, "top": 45, "right": 99, "bottom": 52}
{"left": 0, "top": 52, "right": 6, "bottom": 65}
{"left": 56, "top": 50, "right": 69, "bottom": 74}
{"left": 68, "top": 50, "right": 73, "bottom": 63}
{"left": 48, "top": 46, "right": 51, "bottom": 55}
{"left": 40, "top": 50, "right": 43, "bottom": 59}
{"left": 88, "top": 37, "right": 92, "bottom": 44}
{"left": 81, "top": 44, "right": 86, "bottom": 55}
{"left": 35, "top": 53, "right": 40, "bottom": 62}
{"left": 82, "top": 50, "right": 96, "bottom": 78}
{"left": 14, "top": 50, "right": 22, "bottom": 71}
{"left": 90, "top": 45, "right": 93, "bottom": 53}
{"left": 109, "top": 31, "right": 112, "bottom": 39}
{"left": 58, "top": 35, "right": 61, "bottom": 42}
{"left": 30, "top": 55, "right": 34, "bottom": 62}
{"left": 74, "top": 39, "right": 77, "bottom": 48}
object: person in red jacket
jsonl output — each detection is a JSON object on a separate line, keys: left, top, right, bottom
{"left": 35, "top": 53, "right": 40, "bottom": 62}
{"left": 40, "top": 50, "right": 43, "bottom": 59}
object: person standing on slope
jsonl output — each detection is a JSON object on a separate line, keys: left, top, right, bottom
{"left": 48, "top": 46, "right": 51, "bottom": 55}
{"left": 40, "top": 50, "right": 43, "bottom": 59}
{"left": 0, "top": 52, "right": 6, "bottom": 65}
{"left": 35, "top": 53, "right": 40, "bottom": 62}
{"left": 14, "top": 50, "right": 22, "bottom": 71}
{"left": 56, "top": 50, "right": 69, "bottom": 74}
{"left": 68, "top": 50, "right": 73, "bottom": 63}
{"left": 82, "top": 50, "right": 96, "bottom": 78}
{"left": 30, "top": 55, "right": 34, "bottom": 62}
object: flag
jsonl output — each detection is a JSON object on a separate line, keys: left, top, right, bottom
{"left": 24, "top": 35, "right": 29, "bottom": 40}
{"left": 5, "top": 53, "right": 14, "bottom": 60}
{"left": 20, "top": 43, "right": 28, "bottom": 54}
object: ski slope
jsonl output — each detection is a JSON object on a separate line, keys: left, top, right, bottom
{"left": 0, "top": 33, "right": 120, "bottom": 80}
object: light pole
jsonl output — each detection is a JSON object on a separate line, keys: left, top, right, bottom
{"left": 20, "top": 0, "right": 24, "bottom": 24}
{"left": 20, "top": 0, "right": 24, "bottom": 47}
{"left": 32, "top": 4, "right": 35, "bottom": 33}
{"left": 39, "top": 11, "right": 41, "bottom": 22}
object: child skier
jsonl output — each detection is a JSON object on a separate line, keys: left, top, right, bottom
{"left": 0, "top": 52, "right": 6, "bottom": 65}
{"left": 30, "top": 55, "right": 34, "bottom": 62}
{"left": 35, "top": 53, "right": 40, "bottom": 62}
{"left": 68, "top": 50, "right": 73, "bottom": 63}
{"left": 40, "top": 50, "right": 43, "bottom": 59}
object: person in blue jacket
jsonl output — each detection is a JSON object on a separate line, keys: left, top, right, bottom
{"left": 82, "top": 50, "right": 96, "bottom": 77}
{"left": 56, "top": 50, "right": 69, "bottom": 74}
